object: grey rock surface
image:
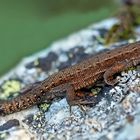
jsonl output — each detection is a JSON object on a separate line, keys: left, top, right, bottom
{"left": 0, "top": 18, "right": 140, "bottom": 140}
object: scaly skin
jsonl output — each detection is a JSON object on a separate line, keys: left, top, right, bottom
{"left": 0, "top": 42, "right": 140, "bottom": 116}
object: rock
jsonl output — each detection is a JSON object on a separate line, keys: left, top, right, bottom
{"left": 0, "top": 18, "right": 140, "bottom": 140}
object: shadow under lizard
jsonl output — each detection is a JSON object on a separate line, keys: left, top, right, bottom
{"left": 0, "top": 42, "right": 140, "bottom": 116}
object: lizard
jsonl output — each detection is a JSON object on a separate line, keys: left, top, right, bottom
{"left": 0, "top": 41, "right": 140, "bottom": 116}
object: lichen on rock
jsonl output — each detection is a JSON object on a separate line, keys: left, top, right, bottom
{"left": 0, "top": 17, "right": 140, "bottom": 140}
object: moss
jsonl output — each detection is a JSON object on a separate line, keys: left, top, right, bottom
{"left": 0, "top": 80, "right": 21, "bottom": 100}
{"left": 31, "top": 112, "right": 46, "bottom": 132}
{"left": 105, "top": 4, "right": 140, "bottom": 44}
{"left": 125, "top": 67, "right": 136, "bottom": 72}
{"left": 38, "top": 103, "right": 50, "bottom": 112}
{"left": 91, "top": 87, "right": 101, "bottom": 96}
{"left": 0, "top": 132, "right": 9, "bottom": 140}
{"left": 33, "top": 59, "right": 39, "bottom": 66}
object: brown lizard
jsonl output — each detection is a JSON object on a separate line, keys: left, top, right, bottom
{"left": 0, "top": 41, "right": 140, "bottom": 116}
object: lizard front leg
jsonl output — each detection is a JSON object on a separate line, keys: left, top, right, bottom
{"left": 104, "top": 58, "right": 140, "bottom": 86}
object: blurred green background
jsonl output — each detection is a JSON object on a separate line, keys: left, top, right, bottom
{"left": 0, "top": 0, "right": 118, "bottom": 76}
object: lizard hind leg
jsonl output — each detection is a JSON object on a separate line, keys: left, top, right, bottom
{"left": 48, "top": 83, "right": 77, "bottom": 113}
{"left": 50, "top": 83, "right": 99, "bottom": 114}
{"left": 66, "top": 87, "right": 98, "bottom": 114}
{"left": 51, "top": 83, "right": 83, "bottom": 114}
